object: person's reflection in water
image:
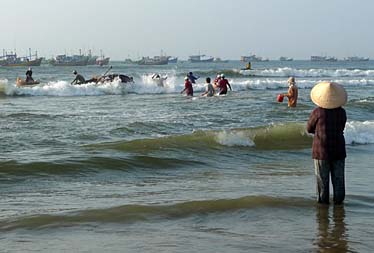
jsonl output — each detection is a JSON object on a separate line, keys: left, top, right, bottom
{"left": 315, "top": 205, "right": 349, "bottom": 253}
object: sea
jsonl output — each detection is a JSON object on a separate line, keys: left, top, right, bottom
{"left": 1, "top": 60, "right": 374, "bottom": 252}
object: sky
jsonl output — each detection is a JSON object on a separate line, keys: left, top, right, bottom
{"left": 0, "top": 0, "right": 373, "bottom": 60}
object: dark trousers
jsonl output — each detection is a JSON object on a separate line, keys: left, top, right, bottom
{"left": 314, "top": 159, "right": 345, "bottom": 204}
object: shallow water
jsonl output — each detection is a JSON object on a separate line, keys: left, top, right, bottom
{"left": 1, "top": 61, "right": 374, "bottom": 252}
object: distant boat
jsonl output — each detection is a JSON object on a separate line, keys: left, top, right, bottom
{"left": 137, "top": 56, "right": 169, "bottom": 65}
{"left": 86, "top": 50, "right": 98, "bottom": 65}
{"left": 50, "top": 54, "right": 89, "bottom": 66}
{"left": 96, "top": 57, "right": 110, "bottom": 66}
{"left": 87, "top": 56, "right": 98, "bottom": 65}
{"left": 343, "top": 56, "right": 369, "bottom": 62}
{"left": 241, "top": 54, "right": 269, "bottom": 62}
{"left": 213, "top": 57, "right": 229, "bottom": 63}
{"left": 168, "top": 57, "right": 178, "bottom": 63}
{"left": 279, "top": 56, "right": 293, "bottom": 61}
{"left": 124, "top": 58, "right": 135, "bottom": 64}
{"left": 311, "top": 56, "right": 338, "bottom": 62}
{"left": 0, "top": 49, "right": 42, "bottom": 67}
{"left": 188, "top": 55, "right": 214, "bottom": 63}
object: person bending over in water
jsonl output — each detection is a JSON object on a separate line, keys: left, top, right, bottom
{"left": 181, "top": 76, "right": 193, "bottom": 96}
{"left": 201, "top": 77, "right": 215, "bottom": 97}
{"left": 25, "top": 67, "right": 34, "bottom": 83}
{"left": 71, "top": 70, "right": 86, "bottom": 85}
{"left": 217, "top": 74, "right": 232, "bottom": 95}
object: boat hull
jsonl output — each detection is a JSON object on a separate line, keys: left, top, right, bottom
{"left": 16, "top": 77, "right": 40, "bottom": 87}
{"left": 189, "top": 58, "right": 214, "bottom": 63}
{"left": 49, "top": 60, "right": 88, "bottom": 66}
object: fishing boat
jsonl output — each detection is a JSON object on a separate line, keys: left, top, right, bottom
{"left": 96, "top": 57, "right": 110, "bottom": 66}
{"left": 0, "top": 49, "right": 42, "bottom": 67}
{"left": 213, "top": 57, "right": 229, "bottom": 63}
{"left": 87, "top": 50, "right": 98, "bottom": 65}
{"left": 137, "top": 56, "right": 169, "bottom": 65}
{"left": 50, "top": 54, "right": 89, "bottom": 66}
{"left": 279, "top": 56, "right": 293, "bottom": 61}
{"left": 240, "top": 54, "right": 269, "bottom": 62}
{"left": 310, "top": 56, "right": 338, "bottom": 62}
{"left": 188, "top": 55, "right": 214, "bottom": 63}
{"left": 168, "top": 57, "right": 178, "bottom": 63}
{"left": 96, "top": 51, "right": 110, "bottom": 66}
{"left": 16, "top": 77, "right": 40, "bottom": 87}
{"left": 343, "top": 56, "right": 369, "bottom": 61}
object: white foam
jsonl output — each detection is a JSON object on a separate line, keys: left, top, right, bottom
{"left": 0, "top": 79, "right": 8, "bottom": 94}
{"left": 237, "top": 67, "right": 374, "bottom": 78}
{"left": 230, "top": 78, "right": 374, "bottom": 91}
{"left": 345, "top": 121, "right": 374, "bottom": 145}
{"left": 215, "top": 131, "right": 255, "bottom": 147}
{"left": 5, "top": 80, "right": 130, "bottom": 96}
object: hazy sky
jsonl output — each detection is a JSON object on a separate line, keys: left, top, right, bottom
{"left": 1, "top": 0, "right": 373, "bottom": 60}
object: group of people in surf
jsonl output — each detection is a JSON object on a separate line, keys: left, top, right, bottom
{"left": 151, "top": 71, "right": 232, "bottom": 97}
{"left": 71, "top": 68, "right": 134, "bottom": 85}
{"left": 180, "top": 72, "right": 232, "bottom": 97}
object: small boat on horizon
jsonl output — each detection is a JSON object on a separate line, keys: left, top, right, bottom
{"left": 188, "top": 54, "right": 214, "bottom": 63}
{"left": 213, "top": 57, "right": 229, "bottom": 63}
{"left": 241, "top": 54, "right": 269, "bottom": 62}
{"left": 279, "top": 56, "right": 293, "bottom": 61}
{"left": 168, "top": 57, "right": 178, "bottom": 63}
{"left": 343, "top": 56, "right": 369, "bottom": 61}
{"left": 310, "top": 55, "right": 338, "bottom": 62}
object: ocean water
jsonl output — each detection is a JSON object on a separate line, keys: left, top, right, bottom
{"left": 1, "top": 61, "right": 374, "bottom": 252}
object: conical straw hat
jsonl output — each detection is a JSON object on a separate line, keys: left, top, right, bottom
{"left": 310, "top": 82, "right": 347, "bottom": 109}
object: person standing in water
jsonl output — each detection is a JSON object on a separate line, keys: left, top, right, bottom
{"left": 25, "top": 67, "right": 34, "bottom": 83}
{"left": 187, "top": 72, "right": 199, "bottom": 84}
{"left": 282, "top": 77, "right": 298, "bottom": 107}
{"left": 307, "top": 82, "right": 347, "bottom": 205}
{"left": 181, "top": 76, "right": 193, "bottom": 96}
{"left": 217, "top": 74, "right": 232, "bottom": 95}
{"left": 201, "top": 77, "right": 215, "bottom": 97}
{"left": 245, "top": 62, "right": 251, "bottom": 70}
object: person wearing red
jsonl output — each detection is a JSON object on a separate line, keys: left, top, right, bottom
{"left": 213, "top": 74, "right": 221, "bottom": 86}
{"left": 181, "top": 77, "right": 193, "bottom": 96}
{"left": 217, "top": 74, "right": 232, "bottom": 95}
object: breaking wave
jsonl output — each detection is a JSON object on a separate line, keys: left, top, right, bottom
{"left": 345, "top": 121, "right": 374, "bottom": 145}
{"left": 92, "top": 121, "right": 374, "bottom": 154}
{"left": 231, "top": 78, "right": 374, "bottom": 90}
{"left": 236, "top": 67, "right": 374, "bottom": 78}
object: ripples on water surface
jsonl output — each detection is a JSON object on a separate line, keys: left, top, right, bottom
{"left": 1, "top": 61, "right": 374, "bottom": 252}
